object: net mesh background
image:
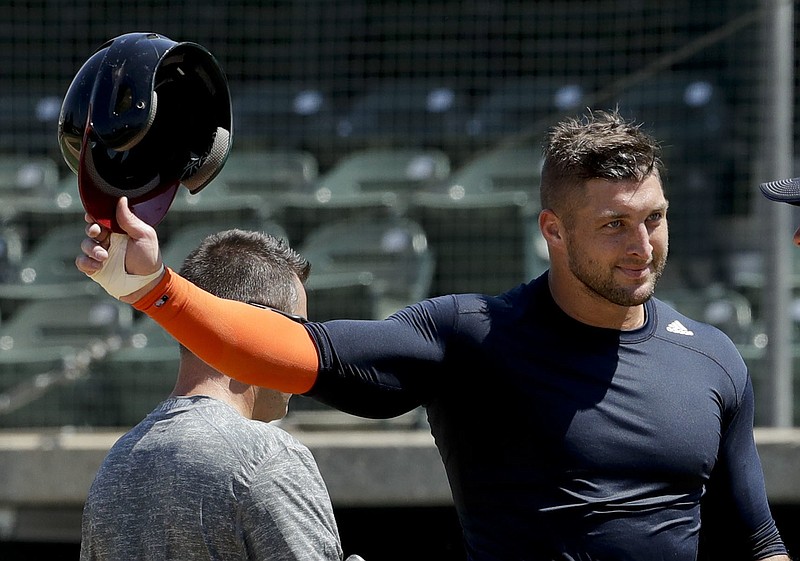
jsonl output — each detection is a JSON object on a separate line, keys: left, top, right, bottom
{"left": 0, "top": 0, "right": 796, "bottom": 427}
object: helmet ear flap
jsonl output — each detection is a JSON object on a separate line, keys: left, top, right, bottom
{"left": 182, "top": 126, "right": 231, "bottom": 193}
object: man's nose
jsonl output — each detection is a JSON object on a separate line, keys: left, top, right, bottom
{"left": 628, "top": 223, "right": 653, "bottom": 257}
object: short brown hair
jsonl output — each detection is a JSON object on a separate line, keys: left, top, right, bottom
{"left": 540, "top": 109, "right": 665, "bottom": 215}
{"left": 179, "top": 229, "right": 310, "bottom": 314}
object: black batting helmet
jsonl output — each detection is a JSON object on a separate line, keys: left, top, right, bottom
{"left": 58, "top": 32, "right": 232, "bottom": 231}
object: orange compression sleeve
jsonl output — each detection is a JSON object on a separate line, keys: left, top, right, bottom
{"left": 132, "top": 268, "right": 319, "bottom": 394}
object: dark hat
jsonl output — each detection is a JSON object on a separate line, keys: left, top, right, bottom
{"left": 58, "top": 32, "right": 232, "bottom": 232}
{"left": 759, "top": 177, "right": 800, "bottom": 206}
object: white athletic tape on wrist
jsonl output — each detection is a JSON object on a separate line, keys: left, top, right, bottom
{"left": 89, "top": 233, "right": 164, "bottom": 299}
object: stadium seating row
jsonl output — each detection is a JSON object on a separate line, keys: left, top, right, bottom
{"left": 0, "top": 68, "right": 735, "bottom": 290}
{"left": 0, "top": 143, "right": 550, "bottom": 304}
{"left": 0, "top": 196, "right": 549, "bottom": 318}
{"left": 1, "top": 72, "right": 733, "bottom": 165}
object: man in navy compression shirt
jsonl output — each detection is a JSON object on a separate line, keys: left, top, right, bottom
{"left": 308, "top": 274, "right": 783, "bottom": 560}
{"left": 77, "top": 110, "right": 789, "bottom": 560}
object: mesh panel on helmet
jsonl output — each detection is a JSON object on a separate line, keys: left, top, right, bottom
{"left": 182, "top": 127, "right": 231, "bottom": 193}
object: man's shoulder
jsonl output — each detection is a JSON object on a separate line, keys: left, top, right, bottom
{"left": 650, "top": 297, "right": 749, "bottom": 390}
{"left": 441, "top": 279, "right": 535, "bottom": 315}
{"left": 105, "top": 398, "right": 309, "bottom": 465}
{"left": 650, "top": 296, "right": 739, "bottom": 346}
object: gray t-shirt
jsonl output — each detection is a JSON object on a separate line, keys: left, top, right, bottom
{"left": 81, "top": 395, "right": 343, "bottom": 560}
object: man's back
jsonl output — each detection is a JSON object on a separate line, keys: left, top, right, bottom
{"left": 81, "top": 395, "right": 343, "bottom": 561}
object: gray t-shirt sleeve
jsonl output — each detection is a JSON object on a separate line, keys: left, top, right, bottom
{"left": 239, "top": 444, "right": 343, "bottom": 561}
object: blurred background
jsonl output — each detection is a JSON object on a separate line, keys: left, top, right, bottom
{"left": 0, "top": 1, "right": 798, "bottom": 559}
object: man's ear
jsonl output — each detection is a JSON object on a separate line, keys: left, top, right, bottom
{"left": 539, "top": 208, "right": 563, "bottom": 244}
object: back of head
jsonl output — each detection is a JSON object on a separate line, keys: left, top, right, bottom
{"left": 540, "top": 109, "right": 664, "bottom": 215}
{"left": 178, "top": 229, "right": 310, "bottom": 355}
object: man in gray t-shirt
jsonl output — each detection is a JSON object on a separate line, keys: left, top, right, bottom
{"left": 81, "top": 229, "right": 354, "bottom": 561}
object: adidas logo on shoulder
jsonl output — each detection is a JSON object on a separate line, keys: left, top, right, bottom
{"left": 666, "top": 320, "right": 694, "bottom": 336}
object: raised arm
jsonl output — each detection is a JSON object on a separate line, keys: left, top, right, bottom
{"left": 76, "top": 197, "right": 437, "bottom": 413}
{"left": 76, "top": 197, "right": 318, "bottom": 393}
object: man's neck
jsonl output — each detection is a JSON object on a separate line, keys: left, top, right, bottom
{"left": 547, "top": 270, "right": 646, "bottom": 331}
{"left": 172, "top": 358, "right": 257, "bottom": 419}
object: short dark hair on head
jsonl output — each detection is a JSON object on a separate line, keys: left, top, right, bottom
{"left": 540, "top": 108, "right": 665, "bottom": 213}
{"left": 179, "top": 229, "right": 310, "bottom": 314}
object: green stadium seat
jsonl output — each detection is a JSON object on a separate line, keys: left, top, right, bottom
{"left": 305, "top": 270, "right": 381, "bottom": 322}
{"left": 468, "top": 77, "right": 587, "bottom": 143}
{"left": 0, "top": 224, "right": 102, "bottom": 318}
{"left": 300, "top": 215, "right": 434, "bottom": 318}
{"left": 230, "top": 81, "right": 339, "bottom": 151}
{"left": 0, "top": 225, "right": 23, "bottom": 285}
{"left": 0, "top": 91, "right": 63, "bottom": 157}
{"left": 407, "top": 190, "right": 545, "bottom": 297}
{"left": 157, "top": 180, "right": 271, "bottom": 244}
{"left": 315, "top": 147, "right": 451, "bottom": 196}
{"left": 7, "top": 175, "right": 86, "bottom": 249}
{"left": 0, "top": 294, "right": 133, "bottom": 427}
{"left": 214, "top": 149, "right": 319, "bottom": 197}
{"left": 337, "top": 79, "right": 473, "bottom": 150}
{"left": 0, "top": 155, "right": 61, "bottom": 224}
{"left": 273, "top": 148, "right": 450, "bottom": 244}
{"left": 430, "top": 144, "right": 543, "bottom": 197}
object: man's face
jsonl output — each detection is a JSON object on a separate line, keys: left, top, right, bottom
{"left": 561, "top": 174, "right": 669, "bottom": 307}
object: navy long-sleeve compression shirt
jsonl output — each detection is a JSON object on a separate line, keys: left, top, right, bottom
{"left": 304, "top": 273, "right": 787, "bottom": 561}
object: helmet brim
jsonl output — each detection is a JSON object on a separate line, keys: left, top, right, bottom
{"left": 79, "top": 123, "right": 180, "bottom": 232}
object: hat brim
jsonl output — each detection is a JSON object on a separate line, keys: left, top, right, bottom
{"left": 759, "top": 177, "right": 800, "bottom": 206}
{"left": 78, "top": 126, "right": 180, "bottom": 233}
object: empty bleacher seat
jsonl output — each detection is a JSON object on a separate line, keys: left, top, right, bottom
{"left": 7, "top": 174, "right": 86, "bottom": 247}
{"left": 408, "top": 190, "right": 545, "bottom": 297}
{"left": 274, "top": 147, "right": 450, "bottom": 244}
{"left": 230, "top": 81, "right": 339, "bottom": 150}
{"left": 0, "top": 224, "right": 102, "bottom": 318}
{"left": 428, "top": 144, "right": 543, "bottom": 197}
{"left": 468, "top": 77, "right": 587, "bottom": 143}
{"left": 157, "top": 181, "right": 271, "bottom": 244}
{"left": 336, "top": 79, "right": 473, "bottom": 149}
{"left": 300, "top": 215, "right": 435, "bottom": 319}
{"left": 315, "top": 147, "right": 451, "bottom": 195}
{"left": 214, "top": 149, "right": 320, "bottom": 196}
{"left": 0, "top": 155, "right": 61, "bottom": 221}
{"left": 0, "top": 90, "right": 63, "bottom": 157}
{"left": 305, "top": 270, "right": 381, "bottom": 322}
{"left": 0, "top": 225, "right": 23, "bottom": 285}
{"left": 0, "top": 295, "right": 133, "bottom": 427}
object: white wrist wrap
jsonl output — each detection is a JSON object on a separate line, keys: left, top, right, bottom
{"left": 89, "top": 233, "right": 165, "bottom": 299}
